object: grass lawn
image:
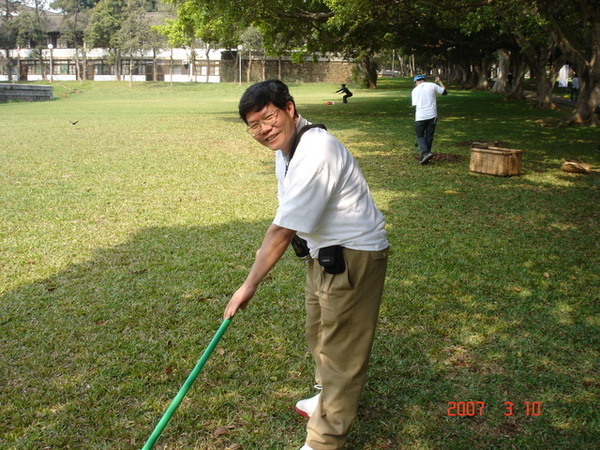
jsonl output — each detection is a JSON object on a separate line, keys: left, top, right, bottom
{"left": 1, "top": 79, "right": 598, "bottom": 449}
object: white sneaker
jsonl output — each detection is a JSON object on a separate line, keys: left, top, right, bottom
{"left": 295, "top": 392, "right": 321, "bottom": 418}
{"left": 299, "top": 445, "right": 314, "bottom": 450}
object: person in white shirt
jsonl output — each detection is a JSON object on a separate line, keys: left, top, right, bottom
{"left": 411, "top": 74, "right": 448, "bottom": 164}
{"left": 571, "top": 74, "right": 579, "bottom": 102}
{"left": 224, "top": 80, "right": 389, "bottom": 450}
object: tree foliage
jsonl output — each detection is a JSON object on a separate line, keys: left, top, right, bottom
{"left": 3, "top": 0, "right": 597, "bottom": 123}
{"left": 84, "top": 0, "right": 124, "bottom": 49}
{"left": 162, "top": 0, "right": 597, "bottom": 122}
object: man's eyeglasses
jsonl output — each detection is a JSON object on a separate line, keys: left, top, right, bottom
{"left": 247, "top": 109, "right": 280, "bottom": 137}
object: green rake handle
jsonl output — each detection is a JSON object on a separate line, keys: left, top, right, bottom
{"left": 142, "top": 318, "right": 232, "bottom": 449}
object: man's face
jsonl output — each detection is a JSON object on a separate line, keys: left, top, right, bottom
{"left": 245, "top": 101, "right": 297, "bottom": 154}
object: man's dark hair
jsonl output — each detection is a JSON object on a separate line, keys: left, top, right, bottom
{"left": 238, "top": 79, "right": 297, "bottom": 123}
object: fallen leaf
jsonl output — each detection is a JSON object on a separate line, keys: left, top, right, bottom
{"left": 214, "top": 425, "right": 235, "bottom": 436}
{"left": 164, "top": 366, "right": 173, "bottom": 375}
{"left": 216, "top": 346, "right": 225, "bottom": 356}
{"left": 544, "top": 272, "right": 551, "bottom": 278}
{"left": 512, "top": 287, "right": 522, "bottom": 292}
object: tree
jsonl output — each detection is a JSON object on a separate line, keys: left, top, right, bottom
{"left": 163, "top": 0, "right": 597, "bottom": 123}
{"left": 85, "top": 0, "right": 125, "bottom": 79}
{"left": 462, "top": 1, "right": 564, "bottom": 107}
{"left": 15, "top": 0, "right": 50, "bottom": 79}
{"left": 163, "top": 0, "right": 337, "bottom": 82}
{"left": 537, "top": 0, "right": 599, "bottom": 125}
{"left": 239, "top": 26, "right": 262, "bottom": 82}
{"left": 51, "top": 0, "right": 89, "bottom": 80}
{"left": 0, "top": 0, "right": 20, "bottom": 81}
{"left": 117, "top": 0, "right": 161, "bottom": 85}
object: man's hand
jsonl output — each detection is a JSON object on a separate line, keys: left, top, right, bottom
{"left": 224, "top": 282, "right": 257, "bottom": 319}
{"left": 222, "top": 224, "right": 297, "bottom": 319}
{"left": 435, "top": 76, "right": 447, "bottom": 94}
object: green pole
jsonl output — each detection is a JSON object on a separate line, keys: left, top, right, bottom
{"left": 142, "top": 318, "right": 232, "bottom": 449}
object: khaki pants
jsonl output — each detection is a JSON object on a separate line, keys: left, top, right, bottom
{"left": 304, "top": 247, "right": 388, "bottom": 449}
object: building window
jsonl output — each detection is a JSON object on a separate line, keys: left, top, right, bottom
{"left": 123, "top": 62, "right": 146, "bottom": 75}
{"left": 195, "top": 62, "right": 219, "bottom": 76}
{"left": 94, "top": 63, "right": 114, "bottom": 75}
{"left": 53, "top": 62, "right": 76, "bottom": 75}
{"left": 172, "top": 65, "right": 186, "bottom": 75}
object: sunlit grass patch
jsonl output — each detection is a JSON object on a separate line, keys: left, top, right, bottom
{"left": 1, "top": 80, "right": 598, "bottom": 449}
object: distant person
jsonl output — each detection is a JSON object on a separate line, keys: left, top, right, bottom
{"left": 571, "top": 74, "right": 579, "bottom": 102}
{"left": 507, "top": 72, "right": 514, "bottom": 88}
{"left": 411, "top": 74, "right": 447, "bottom": 164}
{"left": 335, "top": 83, "right": 353, "bottom": 103}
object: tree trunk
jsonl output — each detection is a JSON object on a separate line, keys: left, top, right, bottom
{"left": 507, "top": 52, "right": 527, "bottom": 100}
{"left": 129, "top": 55, "right": 133, "bottom": 87}
{"left": 450, "top": 63, "right": 467, "bottom": 85}
{"left": 491, "top": 49, "right": 510, "bottom": 94}
{"left": 74, "top": 46, "right": 81, "bottom": 81}
{"left": 520, "top": 34, "right": 565, "bottom": 109}
{"left": 355, "top": 50, "right": 377, "bottom": 88}
{"left": 169, "top": 48, "right": 173, "bottom": 86}
{"left": 116, "top": 49, "right": 121, "bottom": 81}
{"left": 553, "top": 34, "right": 600, "bottom": 124}
{"left": 206, "top": 44, "right": 211, "bottom": 83}
{"left": 474, "top": 55, "right": 492, "bottom": 90}
{"left": 246, "top": 50, "right": 252, "bottom": 83}
{"left": 546, "top": 4, "right": 600, "bottom": 125}
{"left": 531, "top": 66, "right": 556, "bottom": 109}
{"left": 4, "top": 49, "right": 14, "bottom": 82}
{"left": 397, "top": 53, "right": 406, "bottom": 77}
{"left": 567, "top": 62, "right": 600, "bottom": 125}
{"left": 82, "top": 44, "right": 87, "bottom": 81}
{"left": 38, "top": 48, "right": 46, "bottom": 80}
{"left": 153, "top": 49, "right": 157, "bottom": 82}
{"left": 190, "top": 46, "right": 195, "bottom": 82}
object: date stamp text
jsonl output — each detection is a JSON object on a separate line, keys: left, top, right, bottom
{"left": 447, "top": 401, "right": 542, "bottom": 417}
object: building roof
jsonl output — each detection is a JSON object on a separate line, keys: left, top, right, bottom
{"left": 4, "top": 5, "right": 175, "bottom": 33}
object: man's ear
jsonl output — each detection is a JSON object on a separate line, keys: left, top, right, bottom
{"left": 284, "top": 100, "right": 297, "bottom": 118}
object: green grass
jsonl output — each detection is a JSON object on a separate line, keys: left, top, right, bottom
{"left": 1, "top": 79, "right": 598, "bottom": 449}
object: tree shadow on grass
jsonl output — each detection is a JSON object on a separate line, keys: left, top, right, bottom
{"left": 347, "top": 172, "right": 599, "bottom": 448}
{"left": 3, "top": 95, "right": 599, "bottom": 448}
{"left": 217, "top": 97, "right": 598, "bottom": 448}
{"left": 2, "top": 192, "right": 596, "bottom": 449}
{"left": 1, "top": 185, "right": 597, "bottom": 449}
{"left": 0, "top": 220, "right": 314, "bottom": 449}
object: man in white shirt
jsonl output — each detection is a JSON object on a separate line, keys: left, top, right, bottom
{"left": 224, "top": 80, "right": 389, "bottom": 450}
{"left": 411, "top": 74, "right": 448, "bottom": 164}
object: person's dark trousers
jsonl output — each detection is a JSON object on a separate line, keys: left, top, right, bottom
{"left": 571, "top": 88, "right": 578, "bottom": 102}
{"left": 343, "top": 93, "right": 352, "bottom": 103}
{"left": 415, "top": 117, "right": 437, "bottom": 155}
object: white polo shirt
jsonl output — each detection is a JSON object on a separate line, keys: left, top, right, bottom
{"left": 412, "top": 82, "right": 446, "bottom": 121}
{"left": 273, "top": 116, "right": 388, "bottom": 257}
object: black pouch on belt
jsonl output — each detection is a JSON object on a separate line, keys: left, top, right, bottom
{"left": 318, "top": 245, "right": 345, "bottom": 274}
